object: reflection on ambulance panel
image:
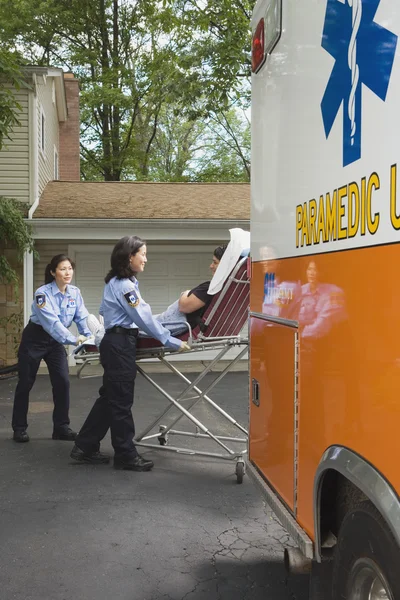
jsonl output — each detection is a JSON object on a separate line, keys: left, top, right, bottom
{"left": 298, "top": 260, "right": 347, "bottom": 339}
{"left": 262, "top": 276, "right": 301, "bottom": 318}
{"left": 260, "top": 245, "right": 301, "bottom": 319}
{"left": 298, "top": 260, "right": 360, "bottom": 439}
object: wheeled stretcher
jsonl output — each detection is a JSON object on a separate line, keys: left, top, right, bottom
{"left": 73, "top": 256, "right": 250, "bottom": 482}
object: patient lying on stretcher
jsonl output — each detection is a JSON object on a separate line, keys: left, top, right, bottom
{"left": 88, "top": 245, "right": 227, "bottom": 347}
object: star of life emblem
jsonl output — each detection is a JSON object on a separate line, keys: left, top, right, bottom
{"left": 321, "top": 0, "right": 397, "bottom": 166}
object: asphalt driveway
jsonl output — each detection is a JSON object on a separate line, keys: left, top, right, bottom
{"left": 0, "top": 371, "right": 309, "bottom": 600}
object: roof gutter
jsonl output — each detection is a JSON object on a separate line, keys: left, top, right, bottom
{"left": 28, "top": 218, "right": 250, "bottom": 227}
{"left": 27, "top": 218, "right": 250, "bottom": 242}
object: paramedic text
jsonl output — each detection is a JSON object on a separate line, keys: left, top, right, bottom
{"left": 296, "top": 164, "right": 399, "bottom": 247}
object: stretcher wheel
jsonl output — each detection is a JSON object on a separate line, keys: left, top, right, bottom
{"left": 158, "top": 425, "right": 168, "bottom": 446}
{"left": 235, "top": 461, "right": 245, "bottom": 484}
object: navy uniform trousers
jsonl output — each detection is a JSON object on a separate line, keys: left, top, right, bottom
{"left": 75, "top": 330, "right": 138, "bottom": 458}
{"left": 12, "top": 321, "right": 70, "bottom": 431}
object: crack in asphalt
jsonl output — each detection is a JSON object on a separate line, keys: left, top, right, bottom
{"left": 166, "top": 520, "right": 307, "bottom": 600}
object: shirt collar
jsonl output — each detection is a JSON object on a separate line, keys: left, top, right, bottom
{"left": 51, "top": 281, "right": 60, "bottom": 295}
{"left": 50, "top": 281, "right": 71, "bottom": 297}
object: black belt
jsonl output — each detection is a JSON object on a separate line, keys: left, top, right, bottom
{"left": 106, "top": 326, "right": 138, "bottom": 337}
{"left": 28, "top": 320, "right": 44, "bottom": 331}
{"left": 27, "top": 320, "right": 52, "bottom": 339}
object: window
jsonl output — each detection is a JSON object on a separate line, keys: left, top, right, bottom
{"left": 54, "top": 146, "right": 59, "bottom": 180}
{"left": 39, "top": 106, "right": 46, "bottom": 155}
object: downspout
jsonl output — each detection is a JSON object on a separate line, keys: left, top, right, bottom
{"left": 24, "top": 74, "right": 39, "bottom": 325}
{"left": 28, "top": 73, "right": 39, "bottom": 219}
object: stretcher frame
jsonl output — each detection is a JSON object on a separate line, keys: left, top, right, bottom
{"left": 74, "top": 256, "right": 250, "bottom": 482}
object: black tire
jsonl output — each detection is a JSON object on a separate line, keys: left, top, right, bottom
{"left": 332, "top": 501, "right": 400, "bottom": 600}
{"left": 236, "top": 461, "right": 244, "bottom": 484}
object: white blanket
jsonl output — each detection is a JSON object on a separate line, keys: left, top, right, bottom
{"left": 208, "top": 228, "right": 250, "bottom": 295}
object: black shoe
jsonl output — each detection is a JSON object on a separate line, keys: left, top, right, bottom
{"left": 114, "top": 454, "right": 154, "bottom": 472}
{"left": 70, "top": 444, "right": 110, "bottom": 464}
{"left": 52, "top": 427, "right": 77, "bottom": 441}
{"left": 13, "top": 429, "right": 29, "bottom": 443}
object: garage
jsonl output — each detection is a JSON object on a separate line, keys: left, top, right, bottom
{"left": 29, "top": 181, "right": 250, "bottom": 365}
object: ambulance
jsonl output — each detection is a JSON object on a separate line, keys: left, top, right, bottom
{"left": 248, "top": 0, "right": 400, "bottom": 597}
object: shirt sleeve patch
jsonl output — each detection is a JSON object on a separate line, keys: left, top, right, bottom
{"left": 36, "top": 294, "right": 46, "bottom": 309}
{"left": 124, "top": 290, "right": 140, "bottom": 308}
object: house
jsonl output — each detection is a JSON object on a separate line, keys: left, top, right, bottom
{"left": 0, "top": 67, "right": 250, "bottom": 365}
{"left": 0, "top": 67, "right": 79, "bottom": 364}
{"left": 0, "top": 66, "right": 79, "bottom": 206}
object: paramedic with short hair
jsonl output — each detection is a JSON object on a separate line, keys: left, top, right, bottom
{"left": 12, "top": 254, "right": 91, "bottom": 443}
{"left": 177, "top": 244, "right": 227, "bottom": 331}
{"left": 70, "top": 236, "right": 190, "bottom": 472}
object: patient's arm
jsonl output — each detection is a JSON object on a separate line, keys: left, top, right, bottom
{"left": 178, "top": 291, "right": 206, "bottom": 314}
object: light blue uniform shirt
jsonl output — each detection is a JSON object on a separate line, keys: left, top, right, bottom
{"left": 31, "top": 281, "right": 91, "bottom": 345}
{"left": 299, "top": 283, "right": 347, "bottom": 339}
{"left": 100, "top": 276, "right": 182, "bottom": 351}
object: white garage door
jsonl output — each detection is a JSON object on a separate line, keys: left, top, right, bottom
{"left": 72, "top": 245, "right": 214, "bottom": 316}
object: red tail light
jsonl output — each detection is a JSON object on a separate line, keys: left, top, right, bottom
{"left": 252, "top": 18, "right": 265, "bottom": 73}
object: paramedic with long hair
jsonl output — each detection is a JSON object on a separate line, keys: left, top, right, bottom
{"left": 70, "top": 236, "right": 190, "bottom": 472}
{"left": 12, "top": 254, "right": 91, "bottom": 443}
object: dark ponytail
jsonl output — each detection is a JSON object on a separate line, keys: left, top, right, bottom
{"left": 105, "top": 236, "right": 145, "bottom": 283}
{"left": 44, "top": 254, "right": 75, "bottom": 284}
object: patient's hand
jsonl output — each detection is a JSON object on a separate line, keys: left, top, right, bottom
{"left": 178, "top": 342, "right": 191, "bottom": 352}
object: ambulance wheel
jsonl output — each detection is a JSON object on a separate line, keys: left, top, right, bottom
{"left": 235, "top": 461, "right": 245, "bottom": 484}
{"left": 332, "top": 501, "right": 400, "bottom": 600}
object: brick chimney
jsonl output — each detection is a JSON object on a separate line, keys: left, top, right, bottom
{"left": 59, "top": 72, "right": 80, "bottom": 181}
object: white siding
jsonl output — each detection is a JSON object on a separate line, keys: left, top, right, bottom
{"left": 37, "top": 77, "right": 60, "bottom": 197}
{"left": 0, "top": 86, "right": 30, "bottom": 203}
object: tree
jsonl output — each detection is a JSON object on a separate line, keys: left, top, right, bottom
{"left": 121, "top": 107, "right": 250, "bottom": 182}
{"left": 0, "top": 198, "right": 36, "bottom": 365}
{"left": 165, "top": 0, "right": 255, "bottom": 112}
{"left": 0, "top": 198, "right": 35, "bottom": 287}
{"left": 0, "top": 49, "right": 29, "bottom": 151}
{"left": 123, "top": 108, "right": 206, "bottom": 181}
{"left": 0, "top": 0, "right": 254, "bottom": 181}
{"left": 191, "top": 109, "right": 250, "bottom": 182}
{"left": 0, "top": 0, "right": 203, "bottom": 180}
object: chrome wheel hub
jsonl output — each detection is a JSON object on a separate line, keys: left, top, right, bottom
{"left": 348, "top": 558, "right": 393, "bottom": 600}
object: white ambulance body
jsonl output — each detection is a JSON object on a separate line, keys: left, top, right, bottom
{"left": 249, "top": 0, "right": 400, "bottom": 597}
